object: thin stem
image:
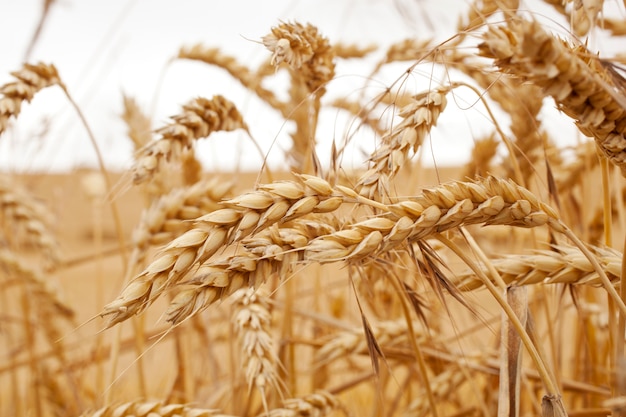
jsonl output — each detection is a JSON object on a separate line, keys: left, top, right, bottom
{"left": 436, "top": 232, "right": 560, "bottom": 396}
{"left": 59, "top": 84, "right": 129, "bottom": 269}
{"left": 557, "top": 221, "right": 626, "bottom": 316}
{"left": 388, "top": 267, "right": 439, "bottom": 417}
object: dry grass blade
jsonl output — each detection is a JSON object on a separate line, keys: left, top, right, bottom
{"left": 0, "top": 62, "right": 61, "bottom": 135}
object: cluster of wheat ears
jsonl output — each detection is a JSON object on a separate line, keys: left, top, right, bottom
{"left": 3, "top": 1, "right": 626, "bottom": 416}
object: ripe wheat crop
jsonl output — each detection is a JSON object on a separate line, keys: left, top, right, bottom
{"left": 3, "top": 2, "right": 626, "bottom": 416}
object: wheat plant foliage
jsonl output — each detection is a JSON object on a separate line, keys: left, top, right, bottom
{"left": 5, "top": 2, "right": 626, "bottom": 417}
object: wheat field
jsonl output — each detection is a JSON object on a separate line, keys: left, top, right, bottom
{"left": 3, "top": 1, "right": 626, "bottom": 416}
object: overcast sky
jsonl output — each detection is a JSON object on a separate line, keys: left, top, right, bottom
{"left": 0, "top": 1, "right": 622, "bottom": 173}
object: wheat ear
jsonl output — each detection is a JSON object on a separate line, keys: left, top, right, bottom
{"left": 131, "top": 177, "right": 234, "bottom": 265}
{"left": 101, "top": 175, "right": 343, "bottom": 326}
{"left": 132, "top": 95, "right": 247, "bottom": 184}
{"left": 356, "top": 86, "right": 450, "bottom": 198}
{"left": 0, "top": 62, "right": 60, "bottom": 135}
{"left": 479, "top": 18, "right": 626, "bottom": 176}
{"left": 454, "top": 244, "right": 621, "bottom": 290}
{"left": 79, "top": 401, "right": 235, "bottom": 417}
{"left": 167, "top": 176, "right": 558, "bottom": 324}
{"left": 307, "top": 176, "right": 560, "bottom": 263}
{"left": 177, "top": 44, "right": 286, "bottom": 115}
{"left": 262, "top": 21, "right": 335, "bottom": 95}
{"left": 0, "top": 175, "right": 61, "bottom": 267}
{"left": 315, "top": 320, "right": 423, "bottom": 366}
{"left": 232, "top": 288, "right": 281, "bottom": 402}
{"left": 121, "top": 94, "right": 152, "bottom": 150}
{"left": 260, "top": 390, "right": 340, "bottom": 417}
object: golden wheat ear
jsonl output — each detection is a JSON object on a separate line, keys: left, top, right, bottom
{"left": 0, "top": 62, "right": 61, "bottom": 135}
{"left": 479, "top": 18, "right": 626, "bottom": 176}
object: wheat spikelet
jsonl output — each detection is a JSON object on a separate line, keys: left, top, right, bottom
{"left": 260, "top": 390, "right": 340, "bottom": 417}
{"left": 479, "top": 18, "right": 626, "bottom": 176}
{"left": 132, "top": 95, "right": 248, "bottom": 184}
{"left": 102, "top": 175, "right": 343, "bottom": 326}
{"left": 177, "top": 45, "right": 286, "bottom": 115}
{"left": 232, "top": 287, "right": 281, "bottom": 398}
{"left": 357, "top": 86, "right": 450, "bottom": 198}
{"left": 0, "top": 62, "right": 60, "bottom": 135}
{"left": 80, "top": 401, "right": 234, "bottom": 417}
{"left": 454, "top": 244, "right": 621, "bottom": 290}
{"left": 604, "top": 17, "right": 626, "bottom": 36}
